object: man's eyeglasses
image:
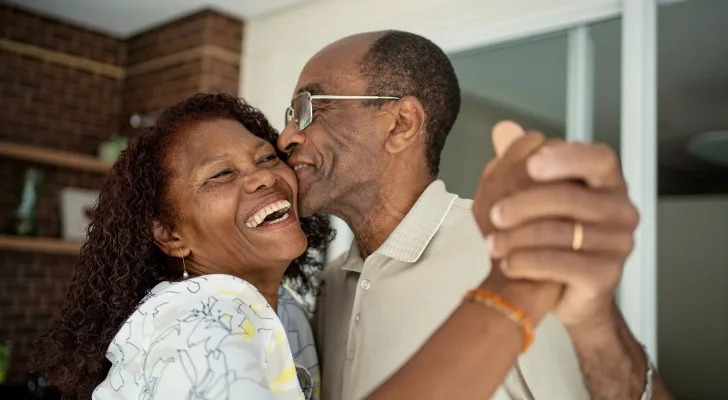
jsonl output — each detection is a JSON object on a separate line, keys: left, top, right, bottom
{"left": 285, "top": 91, "right": 400, "bottom": 132}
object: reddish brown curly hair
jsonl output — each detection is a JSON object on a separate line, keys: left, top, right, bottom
{"left": 28, "top": 93, "right": 333, "bottom": 399}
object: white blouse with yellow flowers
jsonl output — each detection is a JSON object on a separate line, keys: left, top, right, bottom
{"left": 93, "top": 274, "right": 305, "bottom": 400}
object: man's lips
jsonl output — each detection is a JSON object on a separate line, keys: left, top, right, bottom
{"left": 289, "top": 159, "right": 315, "bottom": 176}
{"left": 293, "top": 164, "right": 313, "bottom": 172}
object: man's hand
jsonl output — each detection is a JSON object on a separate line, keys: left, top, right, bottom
{"left": 473, "top": 121, "right": 672, "bottom": 399}
{"left": 472, "top": 120, "right": 637, "bottom": 329}
{"left": 488, "top": 140, "right": 639, "bottom": 329}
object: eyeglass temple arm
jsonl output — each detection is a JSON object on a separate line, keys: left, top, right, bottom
{"left": 309, "top": 95, "right": 400, "bottom": 100}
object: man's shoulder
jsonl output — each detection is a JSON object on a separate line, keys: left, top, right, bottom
{"left": 417, "top": 194, "right": 489, "bottom": 266}
{"left": 434, "top": 195, "right": 480, "bottom": 244}
{"left": 450, "top": 196, "right": 474, "bottom": 214}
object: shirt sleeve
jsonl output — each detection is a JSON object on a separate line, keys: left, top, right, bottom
{"left": 94, "top": 282, "right": 297, "bottom": 400}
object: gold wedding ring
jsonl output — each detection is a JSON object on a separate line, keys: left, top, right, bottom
{"left": 572, "top": 221, "right": 584, "bottom": 251}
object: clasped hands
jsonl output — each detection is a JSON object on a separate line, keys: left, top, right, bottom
{"left": 473, "top": 121, "right": 639, "bottom": 333}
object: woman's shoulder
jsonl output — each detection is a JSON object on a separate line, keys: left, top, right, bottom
{"left": 96, "top": 275, "right": 301, "bottom": 399}
{"left": 133, "top": 274, "right": 279, "bottom": 329}
{"left": 142, "top": 274, "right": 261, "bottom": 302}
{"left": 138, "top": 274, "right": 266, "bottom": 310}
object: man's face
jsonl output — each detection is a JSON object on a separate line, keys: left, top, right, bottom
{"left": 277, "top": 38, "right": 385, "bottom": 217}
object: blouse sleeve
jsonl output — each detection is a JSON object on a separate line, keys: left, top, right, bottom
{"left": 94, "top": 278, "right": 303, "bottom": 400}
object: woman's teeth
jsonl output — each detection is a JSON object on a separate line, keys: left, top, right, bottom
{"left": 245, "top": 200, "right": 291, "bottom": 228}
{"left": 266, "top": 212, "right": 290, "bottom": 225}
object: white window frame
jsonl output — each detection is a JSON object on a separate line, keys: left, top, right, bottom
{"left": 619, "top": 0, "right": 658, "bottom": 362}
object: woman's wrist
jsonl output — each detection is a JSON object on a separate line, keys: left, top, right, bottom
{"left": 478, "top": 271, "right": 562, "bottom": 325}
{"left": 465, "top": 288, "right": 535, "bottom": 351}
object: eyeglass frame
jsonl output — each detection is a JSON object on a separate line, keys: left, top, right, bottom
{"left": 284, "top": 91, "right": 400, "bottom": 132}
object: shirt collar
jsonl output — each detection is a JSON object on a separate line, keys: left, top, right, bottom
{"left": 339, "top": 180, "right": 458, "bottom": 271}
{"left": 374, "top": 180, "right": 458, "bottom": 263}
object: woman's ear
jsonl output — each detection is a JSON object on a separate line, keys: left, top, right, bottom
{"left": 384, "top": 96, "right": 425, "bottom": 154}
{"left": 152, "top": 220, "right": 187, "bottom": 257}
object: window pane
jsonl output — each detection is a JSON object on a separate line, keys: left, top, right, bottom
{"left": 442, "top": 33, "right": 568, "bottom": 198}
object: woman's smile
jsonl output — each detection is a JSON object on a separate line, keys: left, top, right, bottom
{"left": 243, "top": 191, "right": 298, "bottom": 232}
{"left": 245, "top": 198, "right": 293, "bottom": 228}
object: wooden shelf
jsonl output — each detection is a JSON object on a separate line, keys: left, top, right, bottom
{"left": 0, "top": 235, "right": 82, "bottom": 256}
{"left": 0, "top": 141, "right": 111, "bottom": 173}
{"left": 0, "top": 142, "right": 101, "bottom": 256}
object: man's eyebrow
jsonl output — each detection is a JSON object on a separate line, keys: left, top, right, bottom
{"left": 296, "top": 83, "right": 326, "bottom": 96}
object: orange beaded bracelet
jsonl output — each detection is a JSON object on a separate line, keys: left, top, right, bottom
{"left": 465, "top": 289, "right": 534, "bottom": 352}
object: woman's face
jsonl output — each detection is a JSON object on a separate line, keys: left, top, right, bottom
{"left": 161, "top": 118, "right": 308, "bottom": 277}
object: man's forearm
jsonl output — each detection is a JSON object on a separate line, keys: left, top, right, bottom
{"left": 568, "top": 303, "right": 672, "bottom": 400}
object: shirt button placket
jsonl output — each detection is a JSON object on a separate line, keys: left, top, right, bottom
{"left": 348, "top": 262, "right": 374, "bottom": 360}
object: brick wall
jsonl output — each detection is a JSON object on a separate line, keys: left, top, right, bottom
{"left": 0, "top": 4, "right": 242, "bottom": 382}
{"left": 0, "top": 5, "right": 124, "bottom": 382}
{"left": 122, "top": 10, "right": 242, "bottom": 136}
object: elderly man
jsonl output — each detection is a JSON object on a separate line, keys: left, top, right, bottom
{"left": 278, "top": 30, "right": 670, "bottom": 399}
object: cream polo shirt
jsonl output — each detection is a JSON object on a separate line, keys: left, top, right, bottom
{"left": 315, "top": 180, "right": 589, "bottom": 400}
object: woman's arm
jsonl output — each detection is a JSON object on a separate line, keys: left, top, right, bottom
{"left": 367, "top": 278, "right": 561, "bottom": 399}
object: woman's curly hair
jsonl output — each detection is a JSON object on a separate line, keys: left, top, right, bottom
{"left": 28, "top": 93, "right": 333, "bottom": 399}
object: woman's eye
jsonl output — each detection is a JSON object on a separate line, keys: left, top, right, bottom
{"left": 260, "top": 153, "right": 278, "bottom": 164}
{"left": 210, "top": 169, "right": 233, "bottom": 179}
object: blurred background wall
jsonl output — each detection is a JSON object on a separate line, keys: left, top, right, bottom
{"left": 658, "top": 197, "right": 728, "bottom": 400}
{"left": 241, "top": 0, "right": 616, "bottom": 131}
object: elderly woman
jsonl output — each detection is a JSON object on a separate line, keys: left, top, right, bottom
{"left": 30, "top": 93, "right": 556, "bottom": 400}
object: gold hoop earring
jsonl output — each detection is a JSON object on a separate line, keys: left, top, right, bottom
{"left": 179, "top": 248, "right": 189, "bottom": 280}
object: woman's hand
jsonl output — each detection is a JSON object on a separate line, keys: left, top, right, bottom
{"left": 472, "top": 121, "right": 563, "bottom": 324}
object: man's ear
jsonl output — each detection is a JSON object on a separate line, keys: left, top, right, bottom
{"left": 152, "top": 220, "right": 188, "bottom": 257}
{"left": 384, "top": 96, "right": 425, "bottom": 154}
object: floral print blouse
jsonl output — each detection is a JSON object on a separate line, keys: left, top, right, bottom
{"left": 93, "top": 274, "right": 305, "bottom": 400}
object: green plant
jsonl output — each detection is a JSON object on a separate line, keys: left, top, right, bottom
{"left": 0, "top": 341, "right": 11, "bottom": 383}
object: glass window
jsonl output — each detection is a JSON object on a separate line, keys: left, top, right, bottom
{"left": 443, "top": 33, "right": 568, "bottom": 198}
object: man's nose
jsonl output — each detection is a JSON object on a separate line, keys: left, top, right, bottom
{"left": 277, "top": 122, "right": 306, "bottom": 154}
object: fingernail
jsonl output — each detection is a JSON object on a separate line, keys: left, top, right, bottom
{"left": 500, "top": 259, "right": 509, "bottom": 272}
{"left": 484, "top": 235, "right": 494, "bottom": 253}
{"left": 490, "top": 204, "right": 503, "bottom": 228}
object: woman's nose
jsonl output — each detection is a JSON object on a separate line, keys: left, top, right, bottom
{"left": 243, "top": 169, "right": 278, "bottom": 193}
